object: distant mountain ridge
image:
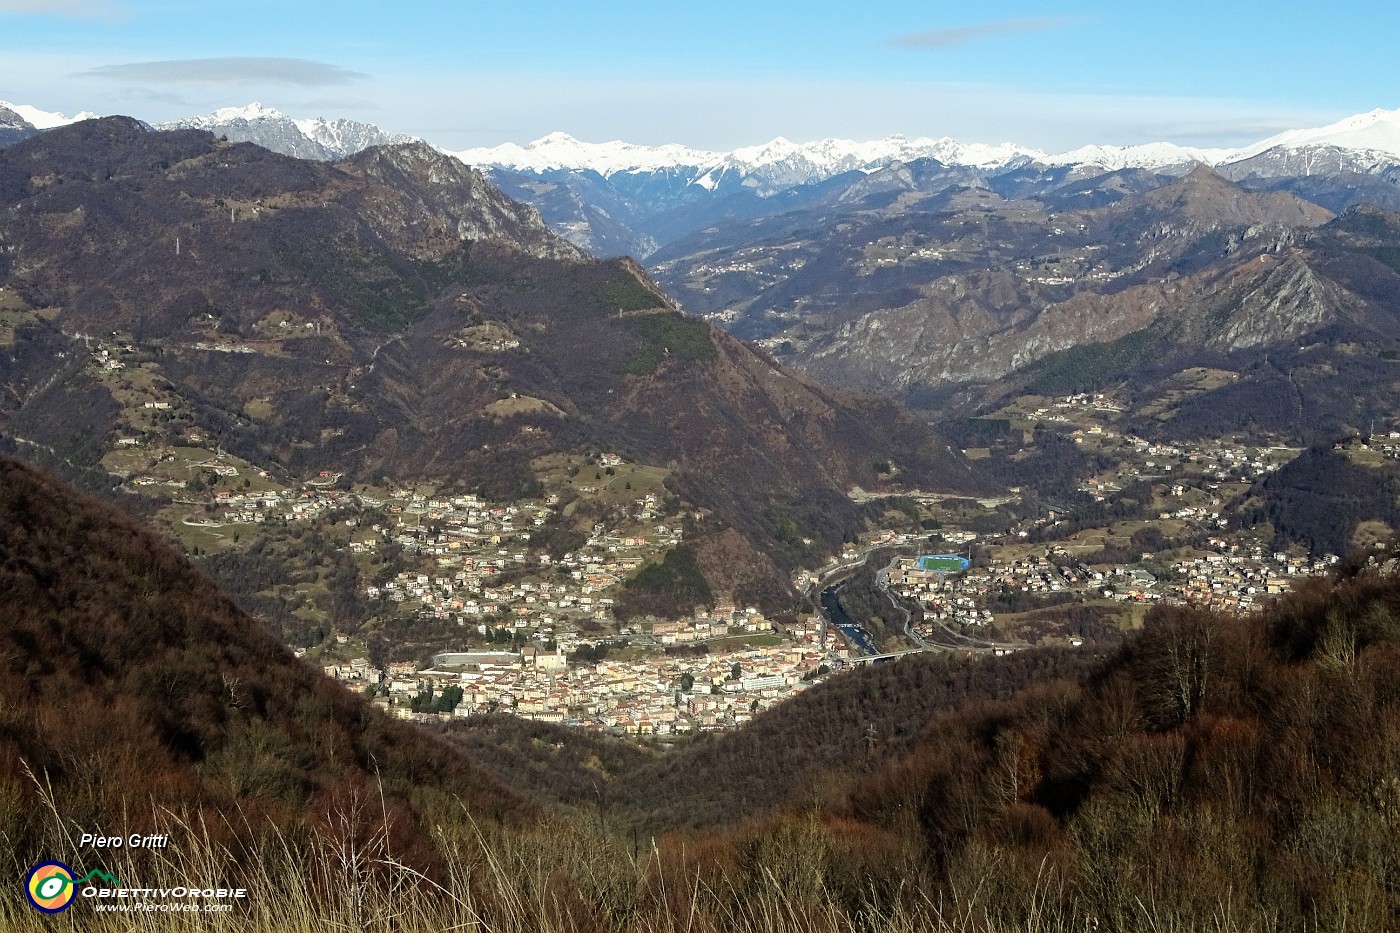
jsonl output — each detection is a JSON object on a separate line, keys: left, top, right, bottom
{"left": 6, "top": 98, "right": 1398, "bottom": 178}
{"left": 457, "top": 107, "right": 1400, "bottom": 180}
{"left": 451, "top": 107, "right": 1400, "bottom": 259}
{"left": 0, "top": 98, "right": 97, "bottom": 130}
{"left": 133, "top": 101, "right": 1392, "bottom": 264}
{"left": 156, "top": 102, "right": 418, "bottom": 161}
{"left": 456, "top": 132, "right": 1048, "bottom": 192}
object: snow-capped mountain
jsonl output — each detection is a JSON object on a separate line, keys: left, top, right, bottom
{"left": 0, "top": 103, "right": 37, "bottom": 147}
{"left": 1236, "top": 107, "right": 1400, "bottom": 161}
{"left": 454, "top": 132, "right": 1048, "bottom": 193}
{"left": 457, "top": 131, "right": 718, "bottom": 175}
{"left": 454, "top": 106, "right": 1400, "bottom": 259}
{"left": 1042, "top": 142, "right": 1237, "bottom": 172}
{"left": 156, "top": 103, "right": 416, "bottom": 161}
{"left": 0, "top": 99, "right": 99, "bottom": 146}
{"left": 456, "top": 107, "right": 1400, "bottom": 182}
{"left": 0, "top": 99, "right": 99, "bottom": 130}
{"left": 1214, "top": 108, "right": 1400, "bottom": 180}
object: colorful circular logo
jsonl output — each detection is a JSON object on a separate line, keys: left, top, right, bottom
{"left": 25, "top": 862, "right": 76, "bottom": 913}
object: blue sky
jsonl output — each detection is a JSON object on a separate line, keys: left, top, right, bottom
{"left": 1, "top": 0, "right": 1395, "bottom": 150}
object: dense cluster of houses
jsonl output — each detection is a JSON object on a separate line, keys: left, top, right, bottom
{"left": 1168, "top": 543, "right": 1337, "bottom": 612}
{"left": 326, "top": 639, "right": 832, "bottom": 734}
{"left": 357, "top": 489, "right": 683, "bottom": 637}
{"left": 1072, "top": 426, "right": 1288, "bottom": 489}
{"left": 887, "top": 532, "right": 1336, "bottom": 640}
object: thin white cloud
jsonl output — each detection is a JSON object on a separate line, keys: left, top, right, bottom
{"left": 81, "top": 57, "right": 368, "bottom": 87}
{"left": 0, "top": 0, "right": 123, "bottom": 18}
{"left": 888, "top": 18, "right": 1070, "bottom": 50}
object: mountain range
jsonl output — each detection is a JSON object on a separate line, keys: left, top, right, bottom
{"left": 0, "top": 117, "right": 982, "bottom": 616}
{"left": 7, "top": 98, "right": 1400, "bottom": 249}
{"left": 453, "top": 113, "right": 1400, "bottom": 445}
{"left": 458, "top": 107, "right": 1400, "bottom": 181}
{"left": 8, "top": 99, "right": 1400, "bottom": 441}
{"left": 155, "top": 102, "right": 419, "bottom": 161}
{"left": 647, "top": 163, "right": 1400, "bottom": 443}
{"left": 7, "top": 100, "right": 1400, "bottom": 527}
{"left": 466, "top": 108, "right": 1400, "bottom": 260}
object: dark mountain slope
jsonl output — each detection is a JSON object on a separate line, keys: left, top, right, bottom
{"left": 0, "top": 453, "right": 527, "bottom": 861}
{"left": 1103, "top": 163, "right": 1332, "bottom": 231}
{"left": 608, "top": 644, "right": 1102, "bottom": 834}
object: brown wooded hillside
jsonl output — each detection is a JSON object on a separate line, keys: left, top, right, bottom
{"left": 665, "top": 558, "right": 1400, "bottom": 931}
{"left": 450, "top": 646, "right": 1106, "bottom": 835}
{"left": 0, "top": 453, "right": 526, "bottom": 866}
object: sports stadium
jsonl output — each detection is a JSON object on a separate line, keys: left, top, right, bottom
{"left": 918, "top": 554, "right": 971, "bottom": 573}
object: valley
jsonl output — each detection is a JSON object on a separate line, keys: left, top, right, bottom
{"left": 26, "top": 306, "right": 1351, "bottom": 737}
{"left": 4, "top": 114, "right": 1397, "bottom": 746}
{"left": 4, "top": 88, "right": 1400, "bottom": 932}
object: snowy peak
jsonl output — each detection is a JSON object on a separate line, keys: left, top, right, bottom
{"left": 157, "top": 103, "right": 417, "bottom": 161}
{"left": 0, "top": 99, "right": 100, "bottom": 147}
{"left": 453, "top": 134, "right": 722, "bottom": 175}
{"left": 1235, "top": 106, "right": 1400, "bottom": 161}
{"left": 0, "top": 99, "right": 99, "bottom": 130}
{"left": 1046, "top": 142, "right": 1234, "bottom": 171}
{"left": 727, "top": 135, "right": 1040, "bottom": 172}
{"left": 0, "top": 102, "right": 37, "bottom": 147}
{"left": 176, "top": 101, "right": 288, "bottom": 126}
{"left": 454, "top": 132, "right": 1045, "bottom": 192}
{"left": 456, "top": 106, "right": 1400, "bottom": 187}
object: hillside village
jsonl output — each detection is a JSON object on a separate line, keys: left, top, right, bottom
{"left": 882, "top": 391, "right": 1344, "bottom": 645}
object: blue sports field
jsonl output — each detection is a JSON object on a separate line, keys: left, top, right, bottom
{"left": 919, "top": 554, "right": 970, "bottom": 573}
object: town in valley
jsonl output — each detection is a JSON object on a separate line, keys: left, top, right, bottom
{"left": 48, "top": 329, "right": 1363, "bottom": 736}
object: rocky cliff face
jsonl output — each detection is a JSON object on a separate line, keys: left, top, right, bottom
{"left": 800, "top": 270, "right": 1183, "bottom": 393}
{"left": 156, "top": 103, "right": 416, "bottom": 161}
{"left": 1220, "top": 144, "right": 1400, "bottom": 180}
{"left": 340, "top": 143, "right": 585, "bottom": 262}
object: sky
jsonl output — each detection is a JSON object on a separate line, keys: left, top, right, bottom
{"left": 1, "top": 0, "right": 1396, "bottom": 152}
